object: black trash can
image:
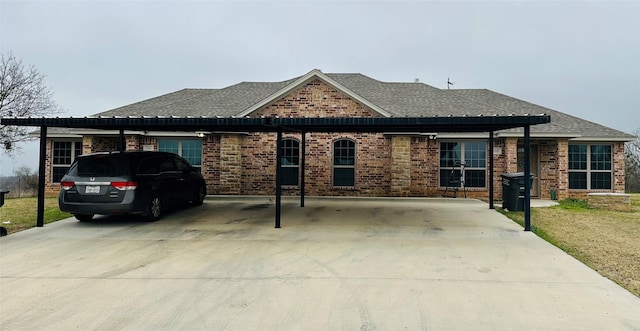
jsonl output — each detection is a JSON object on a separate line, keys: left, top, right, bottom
{"left": 501, "top": 173, "right": 533, "bottom": 211}
{"left": 0, "top": 190, "right": 9, "bottom": 208}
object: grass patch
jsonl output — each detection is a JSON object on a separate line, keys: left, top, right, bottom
{"left": 501, "top": 194, "right": 640, "bottom": 298}
{"left": 556, "top": 198, "right": 590, "bottom": 210}
{"left": 0, "top": 197, "right": 72, "bottom": 234}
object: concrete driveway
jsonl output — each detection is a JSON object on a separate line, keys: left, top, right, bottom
{"left": 1, "top": 197, "right": 639, "bottom": 330}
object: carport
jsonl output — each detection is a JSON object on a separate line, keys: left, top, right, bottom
{"left": 1, "top": 115, "right": 550, "bottom": 230}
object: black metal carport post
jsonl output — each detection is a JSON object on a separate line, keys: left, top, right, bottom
{"left": 489, "top": 131, "right": 495, "bottom": 209}
{"left": 119, "top": 129, "right": 125, "bottom": 152}
{"left": 524, "top": 125, "right": 532, "bottom": 231}
{"left": 36, "top": 126, "right": 47, "bottom": 227}
{"left": 300, "top": 131, "right": 306, "bottom": 208}
{"left": 275, "top": 129, "right": 282, "bottom": 228}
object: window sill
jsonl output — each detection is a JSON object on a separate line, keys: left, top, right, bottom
{"left": 331, "top": 186, "right": 358, "bottom": 191}
{"left": 438, "top": 187, "right": 487, "bottom": 191}
{"left": 568, "top": 189, "right": 614, "bottom": 192}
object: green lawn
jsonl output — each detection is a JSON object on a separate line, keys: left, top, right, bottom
{"left": 0, "top": 197, "right": 72, "bottom": 234}
{"left": 502, "top": 193, "right": 640, "bottom": 298}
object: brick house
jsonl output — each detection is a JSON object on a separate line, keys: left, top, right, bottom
{"left": 42, "top": 69, "right": 634, "bottom": 200}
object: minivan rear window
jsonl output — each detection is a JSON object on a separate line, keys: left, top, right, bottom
{"left": 70, "top": 155, "right": 132, "bottom": 177}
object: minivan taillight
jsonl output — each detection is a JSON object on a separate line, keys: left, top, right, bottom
{"left": 60, "top": 181, "right": 75, "bottom": 190}
{"left": 110, "top": 181, "right": 138, "bottom": 191}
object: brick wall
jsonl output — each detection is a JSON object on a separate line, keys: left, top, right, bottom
{"left": 140, "top": 137, "right": 157, "bottom": 151}
{"left": 491, "top": 138, "right": 507, "bottom": 200}
{"left": 410, "top": 137, "right": 439, "bottom": 196}
{"left": 255, "top": 78, "right": 379, "bottom": 119}
{"left": 588, "top": 193, "right": 631, "bottom": 211}
{"left": 220, "top": 134, "right": 242, "bottom": 194}
{"left": 391, "top": 136, "right": 411, "bottom": 196}
{"left": 504, "top": 138, "right": 518, "bottom": 173}
{"left": 126, "top": 135, "right": 139, "bottom": 150}
{"left": 202, "top": 135, "right": 221, "bottom": 194}
{"left": 556, "top": 139, "right": 569, "bottom": 199}
{"left": 613, "top": 142, "right": 626, "bottom": 193}
{"left": 538, "top": 140, "right": 558, "bottom": 200}
{"left": 237, "top": 132, "right": 391, "bottom": 196}
{"left": 82, "top": 136, "right": 93, "bottom": 155}
{"left": 91, "top": 137, "right": 118, "bottom": 152}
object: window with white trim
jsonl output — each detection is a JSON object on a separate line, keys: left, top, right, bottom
{"left": 439, "top": 141, "right": 486, "bottom": 188}
{"left": 158, "top": 139, "right": 202, "bottom": 169}
{"left": 52, "top": 141, "right": 82, "bottom": 182}
{"left": 568, "top": 144, "right": 612, "bottom": 190}
{"left": 333, "top": 139, "right": 355, "bottom": 187}
{"left": 280, "top": 139, "right": 300, "bottom": 186}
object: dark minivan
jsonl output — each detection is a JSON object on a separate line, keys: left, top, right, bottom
{"left": 59, "top": 151, "right": 206, "bottom": 222}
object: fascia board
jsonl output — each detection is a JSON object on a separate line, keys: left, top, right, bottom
{"left": 382, "top": 132, "right": 438, "bottom": 136}
{"left": 150, "top": 131, "right": 250, "bottom": 137}
{"left": 495, "top": 132, "right": 580, "bottom": 139}
{"left": 46, "top": 130, "right": 252, "bottom": 138}
{"left": 570, "top": 136, "right": 636, "bottom": 142}
{"left": 31, "top": 133, "right": 82, "bottom": 138}
{"left": 73, "top": 129, "right": 146, "bottom": 135}
{"left": 436, "top": 132, "right": 490, "bottom": 139}
{"left": 141, "top": 131, "right": 202, "bottom": 137}
{"left": 235, "top": 69, "right": 391, "bottom": 118}
{"left": 92, "top": 130, "right": 202, "bottom": 137}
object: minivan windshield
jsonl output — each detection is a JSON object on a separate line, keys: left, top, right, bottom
{"left": 70, "top": 155, "right": 132, "bottom": 177}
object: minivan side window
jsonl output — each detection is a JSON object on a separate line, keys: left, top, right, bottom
{"left": 174, "top": 157, "right": 192, "bottom": 172}
{"left": 138, "top": 157, "right": 158, "bottom": 175}
{"left": 156, "top": 157, "right": 177, "bottom": 173}
{"left": 138, "top": 156, "right": 176, "bottom": 174}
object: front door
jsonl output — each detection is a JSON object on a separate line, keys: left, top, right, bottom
{"left": 517, "top": 144, "right": 539, "bottom": 197}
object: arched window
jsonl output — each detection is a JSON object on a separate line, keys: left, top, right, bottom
{"left": 333, "top": 139, "right": 355, "bottom": 186}
{"left": 280, "top": 138, "right": 300, "bottom": 186}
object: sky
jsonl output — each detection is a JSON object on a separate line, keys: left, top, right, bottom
{"left": 1, "top": 0, "right": 639, "bottom": 176}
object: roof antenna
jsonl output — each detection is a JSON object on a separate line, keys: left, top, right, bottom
{"left": 447, "top": 78, "right": 454, "bottom": 89}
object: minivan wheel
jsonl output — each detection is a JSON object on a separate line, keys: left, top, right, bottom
{"left": 192, "top": 185, "right": 206, "bottom": 206}
{"left": 75, "top": 214, "right": 94, "bottom": 222}
{"left": 145, "top": 196, "right": 162, "bottom": 221}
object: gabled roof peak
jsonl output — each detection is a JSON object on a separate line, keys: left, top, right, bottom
{"left": 235, "top": 69, "right": 392, "bottom": 117}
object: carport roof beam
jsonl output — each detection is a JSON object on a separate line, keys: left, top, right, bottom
{"left": 1, "top": 115, "right": 550, "bottom": 133}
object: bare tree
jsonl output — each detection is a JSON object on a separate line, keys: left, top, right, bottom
{"left": 1, "top": 52, "right": 62, "bottom": 154}
{"left": 625, "top": 128, "right": 640, "bottom": 193}
{"left": 12, "top": 165, "right": 39, "bottom": 197}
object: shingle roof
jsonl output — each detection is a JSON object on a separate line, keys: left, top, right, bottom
{"left": 48, "top": 70, "right": 630, "bottom": 140}
{"left": 326, "top": 73, "right": 503, "bottom": 117}
{"left": 96, "top": 78, "right": 298, "bottom": 118}
{"left": 451, "top": 89, "right": 634, "bottom": 139}
{"left": 95, "top": 72, "right": 524, "bottom": 118}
